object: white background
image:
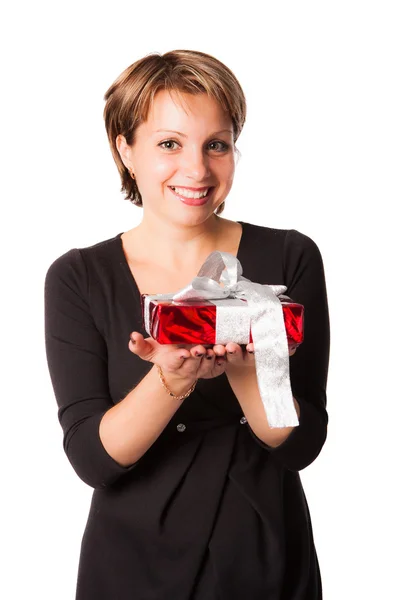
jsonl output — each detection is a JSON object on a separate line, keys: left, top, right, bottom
{"left": 1, "top": 1, "right": 399, "bottom": 598}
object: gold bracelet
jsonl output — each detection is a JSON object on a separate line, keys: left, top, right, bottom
{"left": 156, "top": 364, "right": 198, "bottom": 401}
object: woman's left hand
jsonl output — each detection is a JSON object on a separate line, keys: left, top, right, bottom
{"left": 214, "top": 341, "right": 297, "bottom": 374}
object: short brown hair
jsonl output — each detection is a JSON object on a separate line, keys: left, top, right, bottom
{"left": 103, "top": 49, "right": 247, "bottom": 215}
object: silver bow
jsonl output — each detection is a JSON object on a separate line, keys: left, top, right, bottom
{"left": 144, "top": 251, "right": 299, "bottom": 428}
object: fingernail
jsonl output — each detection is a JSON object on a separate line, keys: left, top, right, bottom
{"left": 129, "top": 334, "right": 136, "bottom": 344}
{"left": 206, "top": 356, "right": 213, "bottom": 360}
{"left": 195, "top": 352, "right": 204, "bottom": 357}
{"left": 248, "top": 350, "right": 254, "bottom": 354}
{"left": 228, "top": 351, "right": 235, "bottom": 355}
{"left": 180, "top": 355, "right": 187, "bottom": 360}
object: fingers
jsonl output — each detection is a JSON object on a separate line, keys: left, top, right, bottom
{"left": 188, "top": 344, "right": 207, "bottom": 359}
{"left": 128, "top": 334, "right": 227, "bottom": 380}
{"left": 188, "top": 344, "right": 214, "bottom": 368}
{"left": 128, "top": 330, "right": 297, "bottom": 381}
{"left": 200, "top": 345, "right": 224, "bottom": 367}
{"left": 204, "top": 348, "right": 214, "bottom": 362}
{"left": 213, "top": 342, "right": 255, "bottom": 370}
{"left": 213, "top": 344, "right": 226, "bottom": 358}
{"left": 128, "top": 332, "right": 159, "bottom": 361}
{"left": 195, "top": 347, "right": 227, "bottom": 379}
{"left": 185, "top": 345, "right": 226, "bottom": 378}
{"left": 216, "top": 341, "right": 296, "bottom": 362}
{"left": 174, "top": 344, "right": 221, "bottom": 379}
{"left": 128, "top": 332, "right": 144, "bottom": 353}
{"left": 206, "top": 348, "right": 225, "bottom": 368}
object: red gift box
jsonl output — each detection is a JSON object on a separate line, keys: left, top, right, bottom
{"left": 141, "top": 294, "right": 304, "bottom": 347}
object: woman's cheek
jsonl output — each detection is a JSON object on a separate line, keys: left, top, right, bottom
{"left": 153, "top": 157, "right": 176, "bottom": 177}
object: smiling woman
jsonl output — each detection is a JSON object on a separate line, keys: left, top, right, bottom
{"left": 103, "top": 49, "right": 246, "bottom": 216}
{"left": 45, "top": 49, "right": 330, "bottom": 600}
{"left": 114, "top": 88, "right": 236, "bottom": 221}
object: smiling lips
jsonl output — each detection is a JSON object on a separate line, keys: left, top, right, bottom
{"left": 170, "top": 185, "right": 210, "bottom": 192}
{"left": 169, "top": 186, "right": 214, "bottom": 205}
{"left": 169, "top": 186, "right": 211, "bottom": 199}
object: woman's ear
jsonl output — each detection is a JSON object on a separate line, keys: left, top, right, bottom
{"left": 116, "top": 134, "right": 133, "bottom": 170}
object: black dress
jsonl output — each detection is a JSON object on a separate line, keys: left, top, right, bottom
{"left": 44, "top": 220, "right": 330, "bottom": 600}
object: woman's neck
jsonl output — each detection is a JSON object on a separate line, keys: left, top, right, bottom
{"left": 125, "top": 214, "right": 232, "bottom": 271}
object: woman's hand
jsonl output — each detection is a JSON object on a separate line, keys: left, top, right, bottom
{"left": 214, "top": 341, "right": 298, "bottom": 375}
{"left": 128, "top": 332, "right": 228, "bottom": 382}
{"left": 128, "top": 332, "right": 297, "bottom": 381}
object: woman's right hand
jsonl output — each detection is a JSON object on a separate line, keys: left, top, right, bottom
{"left": 128, "top": 332, "right": 227, "bottom": 383}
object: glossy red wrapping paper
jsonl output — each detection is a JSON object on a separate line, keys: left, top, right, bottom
{"left": 141, "top": 295, "right": 304, "bottom": 347}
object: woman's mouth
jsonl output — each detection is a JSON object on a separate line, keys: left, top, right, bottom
{"left": 168, "top": 186, "right": 215, "bottom": 206}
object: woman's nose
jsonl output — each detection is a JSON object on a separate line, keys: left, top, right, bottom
{"left": 181, "top": 147, "right": 211, "bottom": 180}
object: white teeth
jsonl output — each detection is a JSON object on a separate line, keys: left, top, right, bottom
{"left": 170, "top": 187, "right": 209, "bottom": 199}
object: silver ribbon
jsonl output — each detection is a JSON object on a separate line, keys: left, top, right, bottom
{"left": 144, "top": 251, "right": 299, "bottom": 428}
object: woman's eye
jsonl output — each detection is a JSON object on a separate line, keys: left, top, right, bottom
{"left": 209, "top": 141, "right": 229, "bottom": 152}
{"left": 158, "top": 140, "right": 230, "bottom": 152}
{"left": 159, "top": 140, "right": 179, "bottom": 150}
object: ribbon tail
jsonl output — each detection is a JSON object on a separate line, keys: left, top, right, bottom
{"left": 255, "top": 358, "right": 300, "bottom": 428}
{"left": 238, "top": 281, "right": 299, "bottom": 429}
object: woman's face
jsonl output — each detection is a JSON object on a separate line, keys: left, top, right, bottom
{"left": 117, "top": 89, "right": 236, "bottom": 225}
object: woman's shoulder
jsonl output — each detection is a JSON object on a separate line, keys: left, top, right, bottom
{"left": 240, "top": 220, "right": 321, "bottom": 252}
{"left": 45, "top": 231, "right": 122, "bottom": 289}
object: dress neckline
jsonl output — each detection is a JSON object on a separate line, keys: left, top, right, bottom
{"left": 115, "top": 220, "right": 248, "bottom": 304}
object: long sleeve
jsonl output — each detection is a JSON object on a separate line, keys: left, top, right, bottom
{"left": 44, "top": 248, "right": 139, "bottom": 489}
{"left": 246, "top": 228, "right": 330, "bottom": 471}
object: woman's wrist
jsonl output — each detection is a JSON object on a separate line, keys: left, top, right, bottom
{"left": 154, "top": 365, "right": 197, "bottom": 398}
{"left": 225, "top": 362, "right": 256, "bottom": 378}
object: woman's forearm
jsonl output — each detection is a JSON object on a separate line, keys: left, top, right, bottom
{"left": 225, "top": 367, "right": 301, "bottom": 448}
{"left": 99, "top": 365, "right": 196, "bottom": 467}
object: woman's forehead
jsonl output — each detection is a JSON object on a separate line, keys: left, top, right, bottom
{"left": 140, "top": 89, "right": 232, "bottom": 135}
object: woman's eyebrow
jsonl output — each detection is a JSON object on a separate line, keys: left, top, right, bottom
{"left": 154, "top": 129, "right": 233, "bottom": 137}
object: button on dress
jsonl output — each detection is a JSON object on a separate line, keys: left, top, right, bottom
{"left": 44, "top": 221, "right": 330, "bottom": 599}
